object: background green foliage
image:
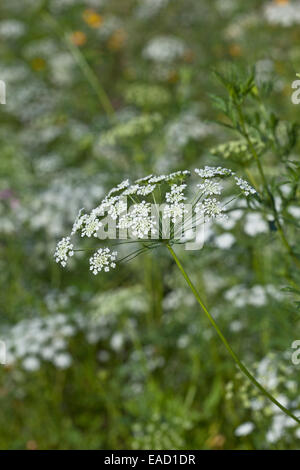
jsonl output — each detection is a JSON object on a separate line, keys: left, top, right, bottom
{"left": 0, "top": 0, "right": 300, "bottom": 449}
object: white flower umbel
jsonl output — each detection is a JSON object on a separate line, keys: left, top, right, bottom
{"left": 89, "top": 248, "right": 117, "bottom": 275}
{"left": 195, "top": 198, "right": 227, "bottom": 221}
{"left": 131, "top": 216, "right": 157, "bottom": 238}
{"left": 165, "top": 184, "right": 187, "bottom": 204}
{"left": 108, "top": 198, "right": 127, "bottom": 220}
{"left": 197, "top": 179, "right": 222, "bottom": 196}
{"left": 235, "top": 177, "right": 256, "bottom": 196}
{"left": 166, "top": 170, "right": 190, "bottom": 181}
{"left": 53, "top": 168, "right": 300, "bottom": 426}
{"left": 81, "top": 213, "right": 103, "bottom": 238}
{"left": 148, "top": 175, "right": 167, "bottom": 183}
{"left": 136, "top": 184, "right": 156, "bottom": 196}
{"left": 123, "top": 184, "right": 140, "bottom": 196}
{"left": 118, "top": 201, "right": 157, "bottom": 238}
{"left": 195, "top": 166, "right": 234, "bottom": 178}
{"left": 54, "top": 237, "right": 74, "bottom": 267}
{"left": 135, "top": 174, "right": 153, "bottom": 183}
{"left": 163, "top": 202, "right": 186, "bottom": 224}
{"left": 71, "top": 208, "right": 85, "bottom": 236}
{"left": 55, "top": 166, "right": 255, "bottom": 273}
{"left": 163, "top": 184, "right": 188, "bottom": 223}
{"left": 105, "top": 179, "right": 130, "bottom": 199}
{"left": 130, "top": 201, "right": 152, "bottom": 219}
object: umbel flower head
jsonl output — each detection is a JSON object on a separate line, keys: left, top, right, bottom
{"left": 51, "top": 168, "right": 300, "bottom": 426}
{"left": 54, "top": 167, "right": 256, "bottom": 275}
{"left": 89, "top": 248, "right": 117, "bottom": 274}
{"left": 54, "top": 237, "right": 74, "bottom": 267}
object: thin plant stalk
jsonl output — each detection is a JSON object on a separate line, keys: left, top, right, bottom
{"left": 64, "top": 33, "right": 115, "bottom": 118}
{"left": 166, "top": 243, "right": 300, "bottom": 425}
{"left": 236, "top": 103, "right": 300, "bottom": 269}
{"left": 44, "top": 12, "right": 115, "bottom": 118}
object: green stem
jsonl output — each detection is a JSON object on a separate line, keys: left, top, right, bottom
{"left": 64, "top": 33, "right": 115, "bottom": 118}
{"left": 236, "top": 105, "right": 300, "bottom": 269}
{"left": 166, "top": 244, "right": 300, "bottom": 425}
{"left": 44, "top": 13, "right": 115, "bottom": 118}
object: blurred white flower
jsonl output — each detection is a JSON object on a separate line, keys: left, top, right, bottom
{"left": 266, "top": 414, "right": 296, "bottom": 443}
{"left": 215, "top": 233, "right": 235, "bottom": 249}
{"left": 53, "top": 353, "right": 72, "bottom": 369}
{"left": 255, "top": 59, "right": 274, "bottom": 86}
{"left": 244, "top": 212, "right": 269, "bottom": 236}
{"left": 235, "top": 422, "right": 255, "bottom": 437}
{"left": 264, "top": 1, "right": 300, "bottom": 27}
{"left": 136, "top": 0, "right": 169, "bottom": 19}
{"left": 22, "top": 356, "right": 40, "bottom": 371}
{"left": 110, "top": 333, "right": 124, "bottom": 351}
{"left": 248, "top": 285, "right": 267, "bottom": 307}
{"left": 166, "top": 113, "right": 214, "bottom": 150}
{"left": 41, "top": 347, "right": 56, "bottom": 361}
{"left": 288, "top": 205, "right": 300, "bottom": 218}
{"left": 50, "top": 53, "right": 75, "bottom": 85}
{"left": 229, "top": 320, "right": 244, "bottom": 333}
{"left": 0, "top": 20, "right": 26, "bottom": 39}
{"left": 143, "top": 36, "right": 185, "bottom": 63}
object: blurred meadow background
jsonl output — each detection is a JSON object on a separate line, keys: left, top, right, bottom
{"left": 0, "top": 0, "right": 300, "bottom": 450}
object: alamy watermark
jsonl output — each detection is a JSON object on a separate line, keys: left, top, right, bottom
{"left": 0, "top": 80, "right": 6, "bottom": 105}
{"left": 0, "top": 340, "right": 6, "bottom": 365}
{"left": 93, "top": 200, "right": 206, "bottom": 251}
{"left": 291, "top": 78, "right": 300, "bottom": 104}
{"left": 291, "top": 340, "right": 300, "bottom": 365}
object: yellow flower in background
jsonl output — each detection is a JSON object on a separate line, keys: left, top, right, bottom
{"left": 70, "top": 31, "right": 87, "bottom": 46}
{"left": 31, "top": 57, "right": 46, "bottom": 71}
{"left": 108, "top": 29, "right": 127, "bottom": 51}
{"left": 228, "top": 44, "right": 242, "bottom": 57}
{"left": 83, "top": 9, "right": 103, "bottom": 28}
{"left": 274, "top": 0, "right": 289, "bottom": 4}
